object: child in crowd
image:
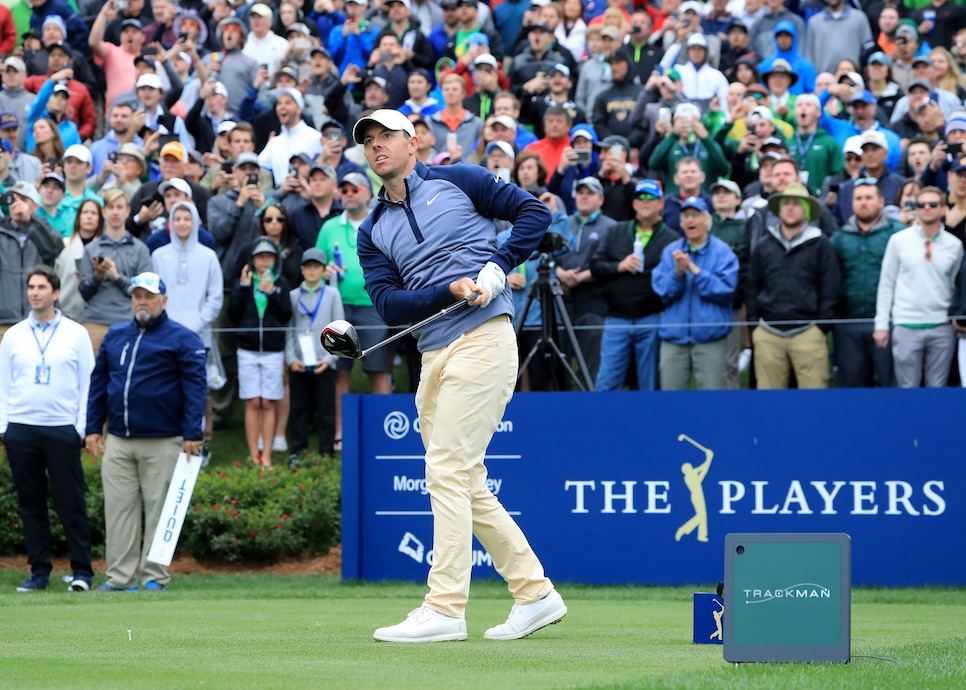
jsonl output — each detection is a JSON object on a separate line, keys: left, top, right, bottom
{"left": 284, "top": 248, "right": 344, "bottom": 467}
{"left": 228, "top": 237, "right": 292, "bottom": 468}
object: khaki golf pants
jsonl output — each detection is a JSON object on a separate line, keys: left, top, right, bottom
{"left": 101, "top": 435, "right": 182, "bottom": 588}
{"left": 417, "top": 315, "right": 553, "bottom": 618}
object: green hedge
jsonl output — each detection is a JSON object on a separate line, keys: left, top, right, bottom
{"left": 0, "top": 448, "right": 341, "bottom": 563}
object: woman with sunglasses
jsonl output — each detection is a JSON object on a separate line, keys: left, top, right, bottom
{"left": 258, "top": 200, "right": 303, "bottom": 289}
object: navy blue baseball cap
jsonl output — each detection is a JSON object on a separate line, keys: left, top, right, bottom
{"left": 681, "top": 196, "right": 709, "bottom": 213}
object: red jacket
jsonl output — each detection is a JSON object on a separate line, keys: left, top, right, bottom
{"left": 0, "top": 6, "right": 16, "bottom": 59}
{"left": 24, "top": 75, "right": 96, "bottom": 141}
{"left": 446, "top": 60, "right": 510, "bottom": 97}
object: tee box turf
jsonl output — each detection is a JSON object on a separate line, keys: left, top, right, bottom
{"left": 723, "top": 533, "right": 851, "bottom": 663}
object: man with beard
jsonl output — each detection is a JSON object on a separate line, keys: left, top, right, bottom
{"left": 86, "top": 271, "right": 206, "bottom": 592}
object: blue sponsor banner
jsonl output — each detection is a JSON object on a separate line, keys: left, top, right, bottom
{"left": 341, "top": 389, "right": 965, "bottom": 586}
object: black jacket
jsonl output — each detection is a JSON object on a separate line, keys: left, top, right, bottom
{"left": 592, "top": 73, "right": 645, "bottom": 148}
{"left": 591, "top": 220, "right": 680, "bottom": 319}
{"left": 745, "top": 224, "right": 841, "bottom": 332}
{"left": 227, "top": 273, "right": 293, "bottom": 353}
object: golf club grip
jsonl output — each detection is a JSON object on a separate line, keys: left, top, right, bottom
{"left": 359, "top": 296, "right": 476, "bottom": 358}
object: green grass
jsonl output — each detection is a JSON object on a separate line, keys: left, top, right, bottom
{"left": 0, "top": 574, "right": 963, "bottom": 689}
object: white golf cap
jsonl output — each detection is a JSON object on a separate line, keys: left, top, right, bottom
{"left": 10, "top": 180, "right": 40, "bottom": 205}
{"left": 275, "top": 87, "right": 304, "bottom": 110}
{"left": 844, "top": 135, "right": 864, "bottom": 157}
{"left": 352, "top": 108, "right": 416, "bottom": 145}
{"left": 474, "top": 53, "right": 498, "bottom": 69}
{"left": 212, "top": 82, "right": 229, "bottom": 98}
{"left": 63, "top": 144, "right": 92, "bottom": 163}
{"left": 217, "top": 120, "right": 237, "bottom": 135}
{"left": 485, "top": 140, "right": 515, "bottom": 161}
{"left": 711, "top": 179, "right": 741, "bottom": 196}
{"left": 680, "top": 0, "right": 704, "bottom": 14}
{"left": 686, "top": 33, "right": 708, "bottom": 49}
{"left": 249, "top": 2, "right": 273, "bottom": 17}
{"left": 135, "top": 73, "right": 163, "bottom": 90}
{"left": 3, "top": 56, "right": 26, "bottom": 72}
{"left": 158, "top": 177, "right": 193, "bottom": 197}
{"left": 491, "top": 114, "right": 517, "bottom": 131}
{"left": 859, "top": 128, "right": 888, "bottom": 150}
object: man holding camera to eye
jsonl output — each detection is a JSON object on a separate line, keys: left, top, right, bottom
{"left": 0, "top": 182, "right": 64, "bottom": 342}
{"left": 208, "top": 152, "right": 268, "bottom": 290}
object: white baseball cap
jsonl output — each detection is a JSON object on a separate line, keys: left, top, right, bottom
{"left": 275, "top": 87, "right": 304, "bottom": 110}
{"left": 158, "top": 177, "right": 193, "bottom": 197}
{"left": 135, "top": 73, "right": 163, "bottom": 90}
{"left": 352, "top": 108, "right": 416, "bottom": 145}
{"left": 10, "top": 180, "right": 40, "bottom": 205}
{"left": 485, "top": 140, "right": 515, "bottom": 161}
{"left": 63, "top": 144, "right": 92, "bottom": 164}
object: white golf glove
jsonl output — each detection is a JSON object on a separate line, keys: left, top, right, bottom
{"left": 475, "top": 261, "right": 507, "bottom": 308}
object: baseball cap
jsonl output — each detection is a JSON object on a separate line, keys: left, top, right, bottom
{"left": 474, "top": 53, "right": 498, "bottom": 69}
{"left": 10, "top": 181, "right": 39, "bottom": 205}
{"left": 680, "top": 0, "right": 703, "bottom": 13}
{"left": 528, "top": 22, "right": 552, "bottom": 33}
{"left": 908, "top": 78, "right": 932, "bottom": 93}
{"left": 686, "top": 33, "right": 708, "bottom": 49}
{"left": 63, "top": 144, "right": 92, "bottom": 163}
{"left": 843, "top": 135, "right": 864, "bottom": 157}
{"left": 0, "top": 111, "right": 18, "bottom": 129}
{"left": 747, "top": 105, "right": 773, "bottom": 121}
{"left": 491, "top": 114, "right": 517, "bottom": 131}
{"left": 301, "top": 247, "right": 328, "bottom": 265}
{"left": 3, "top": 56, "right": 25, "bottom": 72}
{"left": 339, "top": 171, "right": 372, "bottom": 192}
{"left": 551, "top": 63, "right": 571, "bottom": 78}
{"left": 275, "top": 87, "right": 304, "bottom": 110}
{"left": 850, "top": 90, "right": 877, "bottom": 105}
{"left": 867, "top": 51, "right": 890, "bottom": 66}
{"left": 48, "top": 41, "right": 71, "bottom": 56}
{"left": 135, "top": 73, "right": 163, "bottom": 90}
{"left": 761, "top": 136, "right": 786, "bottom": 150}
{"left": 711, "top": 179, "right": 741, "bottom": 197}
{"left": 217, "top": 120, "right": 237, "bottom": 135}
{"left": 158, "top": 177, "right": 193, "bottom": 197}
{"left": 948, "top": 156, "right": 966, "bottom": 174}
{"left": 287, "top": 22, "right": 311, "bottom": 36}
{"left": 128, "top": 272, "right": 166, "bottom": 295}
{"left": 486, "top": 140, "right": 515, "bottom": 161}
{"left": 212, "top": 82, "right": 229, "bottom": 98}
{"left": 605, "top": 49, "right": 629, "bottom": 63}
{"left": 249, "top": 3, "right": 273, "bottom": 18}
{"left": 569, "top": 123, "right": 596, "bottom": 143}
{"left": 234, "top": 151, "right": 260, "bottom": 168}
{"left": 386, "top": 0, "right": 411, "bottom": 7}
{"left": 600, "top": 26, "right": 621, "bottom": 41}
{"left": 896, "top": 24, "right": 918, "bottom": 41}
{"left": 575, "top": 177, "right": 604, "bottom": 195}
{"left": 673, "top": 102, "right": 702, "bottom": 121}
{"left": 188, "top": 150, "right": 205, "bottom": 166}
{"left": 681, "top": 196, "right": 709, "bottom": 213}
{"left": 363, "top": 75, "right": 389, "bottom": 91}
{"left": 118, "top": 143, "right": 146, "bottom": 166}
{"left": 310, "top": 46, "right": 331, "bottom": 59}
{"left": 133, "top": 55, "right": 156, "bottom": 70}
{"left": 309, "top": 161, "right": 338, "bottom": 180}
{"left": 728, "top": 19, "right": 749, "bottom": 34}
{"left": 120, "top": 18, "right": 142, "bottom": 31}
{"left": 52, "top": 82, "right": 71, "bottom": 97}
{"left": 276, "top": 65, "right": 300, "bottom": 83}
{"left": 251, "top": 236, "right": 278, "bottom": 256}
{"left": 467, "top": 32, "right": 489, "bottom": 46}
{"left": 41, "top": 172, "right": 65, "bottom": 189}
{"left": 160, "top": 141, "right": 187, "bottom": 161}
{"left": 859, "top": 129, "right": 888, "bottom": 150}
{"left": 595, "top": 134, "right": 630, "bottom": 152}
{"left": 352, "top": 108, "right": 416, "bottom": 144}
{"left": 634, "top": 179, "right": 663, "bottom": 199}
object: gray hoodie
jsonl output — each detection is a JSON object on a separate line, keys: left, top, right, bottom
{"left": 152, "top": 201, "right": 224, "bottom": 347}
{"left": 79, "top": 231, "right": 152, "bottom": 325}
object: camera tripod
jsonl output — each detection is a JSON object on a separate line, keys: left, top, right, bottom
{"left": 515, "top": 255, "right": 595, "bottom": 391}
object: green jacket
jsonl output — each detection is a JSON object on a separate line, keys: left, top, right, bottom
{"left": 711, "top": 214, "right": 745, "bottom": 250}
{"left": 785, "top": 127, "right": 844, "bottom": 193}
{"left": 830, "top": 214, "right": 905, "bottom": 318}
{"left": 647, "top": 134, "right": 730, "bottom": 194}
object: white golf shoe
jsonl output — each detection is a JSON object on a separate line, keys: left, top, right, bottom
{"left": 373, "top": 606, "right": 467, "bottom": 643}
{"left": 484, "top": 589, "right": 568, "bottom": 640}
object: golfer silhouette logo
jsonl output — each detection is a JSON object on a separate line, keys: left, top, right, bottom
{"left": 675, "top": 434, "right": 714, "bottom": 543}
{"left": 710, "top": 599, "right": 724, "bottom": 641}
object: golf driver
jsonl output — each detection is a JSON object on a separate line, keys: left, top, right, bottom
{"left": 321, "top": 295, "right": 476, "bottom": 359}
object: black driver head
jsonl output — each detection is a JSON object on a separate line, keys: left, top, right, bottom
{"left": 321, "top": 319, "right": 363, "bottom": 359}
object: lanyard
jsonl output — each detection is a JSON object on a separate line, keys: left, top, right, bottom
{"left": 30, "top": 319, "right": 60, "bottom": 363}
{"left": 795, "top": 130, "right": 817, "bottom": 170}
{"left": 678, "top": 139, "right": 700, "bottom": 158}
{"left": 298, "top": 287, "right": 325, "bottom": 326}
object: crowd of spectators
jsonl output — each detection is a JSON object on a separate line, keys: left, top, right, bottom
{"left": 2, "top": 0, "right": 966, "bottom": 466}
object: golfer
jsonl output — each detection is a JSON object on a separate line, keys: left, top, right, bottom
{"left": 355, "top": 109, "right": 567, "bottom": 643}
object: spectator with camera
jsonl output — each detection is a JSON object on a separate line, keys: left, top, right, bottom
{"left": 591, "top": 179, "right": 681, "bottom": 391}
{"left": 127, "top": 141, "right": 211, "bottom": 240}
{"left": 79, "top": 190, "right": 152, "bottom": 352}
{"left": 0, "top": 182, "right": 65, "bottom": 340}
{"left": 649, "top": 103, "right": 730, "bottom": 195}
{"left": 318, "top": 120, "right": 366, "bottom": 180}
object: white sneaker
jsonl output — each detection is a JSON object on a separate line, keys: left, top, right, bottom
{"left": 484, "top": 590, "right": 567, "bottom": 640}
{"left": 738, "top": 348, "right": 752, "bottom": 373}
{"left": 373, "top": 607, "right": 467, "bottom": 643}
{"left": 257, "top": 436, "right": 263, "bottom": 452}
{"left": 272, "top": 435, "right": 288, "bottom": 452}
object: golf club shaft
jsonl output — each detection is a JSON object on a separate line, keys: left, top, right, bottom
{"left": 359, "top": 296, "right": 474, "bottom": 358}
